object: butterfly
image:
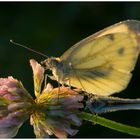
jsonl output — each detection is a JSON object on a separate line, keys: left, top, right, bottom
{"left": 41, "top": 20, "right": 140, "bottom": 96}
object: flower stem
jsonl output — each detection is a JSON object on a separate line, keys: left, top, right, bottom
{"left": 80, "top": 112, "right": 140, "bottom": 137}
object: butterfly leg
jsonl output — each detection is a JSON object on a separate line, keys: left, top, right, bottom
{"left": 44, "top": 74, "right": 48, "bottom": 88}
{"left": 57, "top": 77, "right": 61, "bottom": 102}
{"left": 68, "top": 79, "right": 71, "bottom": 89}
{"left": 44, "top": 74, "right": 57, "bottom": 87}
{"left": 48, "top": 75, "right": 57, "bottom": 81}
{"left": 66, "top": 77, "right": 71, "bottom": 89}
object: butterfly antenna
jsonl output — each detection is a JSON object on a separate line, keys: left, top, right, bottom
{"left": 10, "top": 40, "right": 49, "bottom": 58}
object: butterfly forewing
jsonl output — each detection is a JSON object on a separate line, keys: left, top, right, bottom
{"left": 60, "top": 20, "right": 140, "bottom": 96}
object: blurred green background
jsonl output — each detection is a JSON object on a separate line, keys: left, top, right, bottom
{"left": 1, "top": 2, "right": 140, "bottom": 138}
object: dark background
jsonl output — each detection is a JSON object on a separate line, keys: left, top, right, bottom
{"left": 0, "top": 2, "right": 140, "bottom": 138}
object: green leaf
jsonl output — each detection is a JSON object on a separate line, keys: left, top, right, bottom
{"left": 80, "top": 112, "right": 140, "bottom": 137}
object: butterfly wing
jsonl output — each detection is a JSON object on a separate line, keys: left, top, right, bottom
{"left": 60, "top": 20, "right": 140, "bottom": 96}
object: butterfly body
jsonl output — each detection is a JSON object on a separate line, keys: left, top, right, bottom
{"left": 41, "top": 57, "right": 72, "bottom": 84}
{"left": 41, "top": 20, "right": 140, "bottom": 96}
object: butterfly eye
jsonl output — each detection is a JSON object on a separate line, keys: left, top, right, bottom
{"left": 50, "top": 59, "right": 59, "bottom": 67}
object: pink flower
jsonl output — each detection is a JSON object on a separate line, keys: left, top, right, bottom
{"left": 31, "top": 85, "right": 83, "bottom": 138}
{"left": 0, "top": 59, "right": 83, "bottom": 138}
{"left": 0, "top": 77, "right": 34, "bottom": 138}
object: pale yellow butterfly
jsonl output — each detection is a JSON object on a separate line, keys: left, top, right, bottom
{"left": 41, "top": 20, "right": 140, "bottom": 96}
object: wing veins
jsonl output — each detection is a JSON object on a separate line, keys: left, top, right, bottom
{"left": 80, "top": 75, "right": 114, "bottom": 93}
{"left": 72, "top": 34, "right": 133, "bottom": 66}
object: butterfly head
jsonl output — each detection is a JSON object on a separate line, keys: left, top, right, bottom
{"left": 41, "top": 57, "right": 61, "bottom": 70}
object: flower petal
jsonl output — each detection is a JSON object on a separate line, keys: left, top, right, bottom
{"left": 0, "top": 125, "right": 22, "bottom": 138}
{"left": 30, "top": 59, "right": 45, "bottom": 97}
